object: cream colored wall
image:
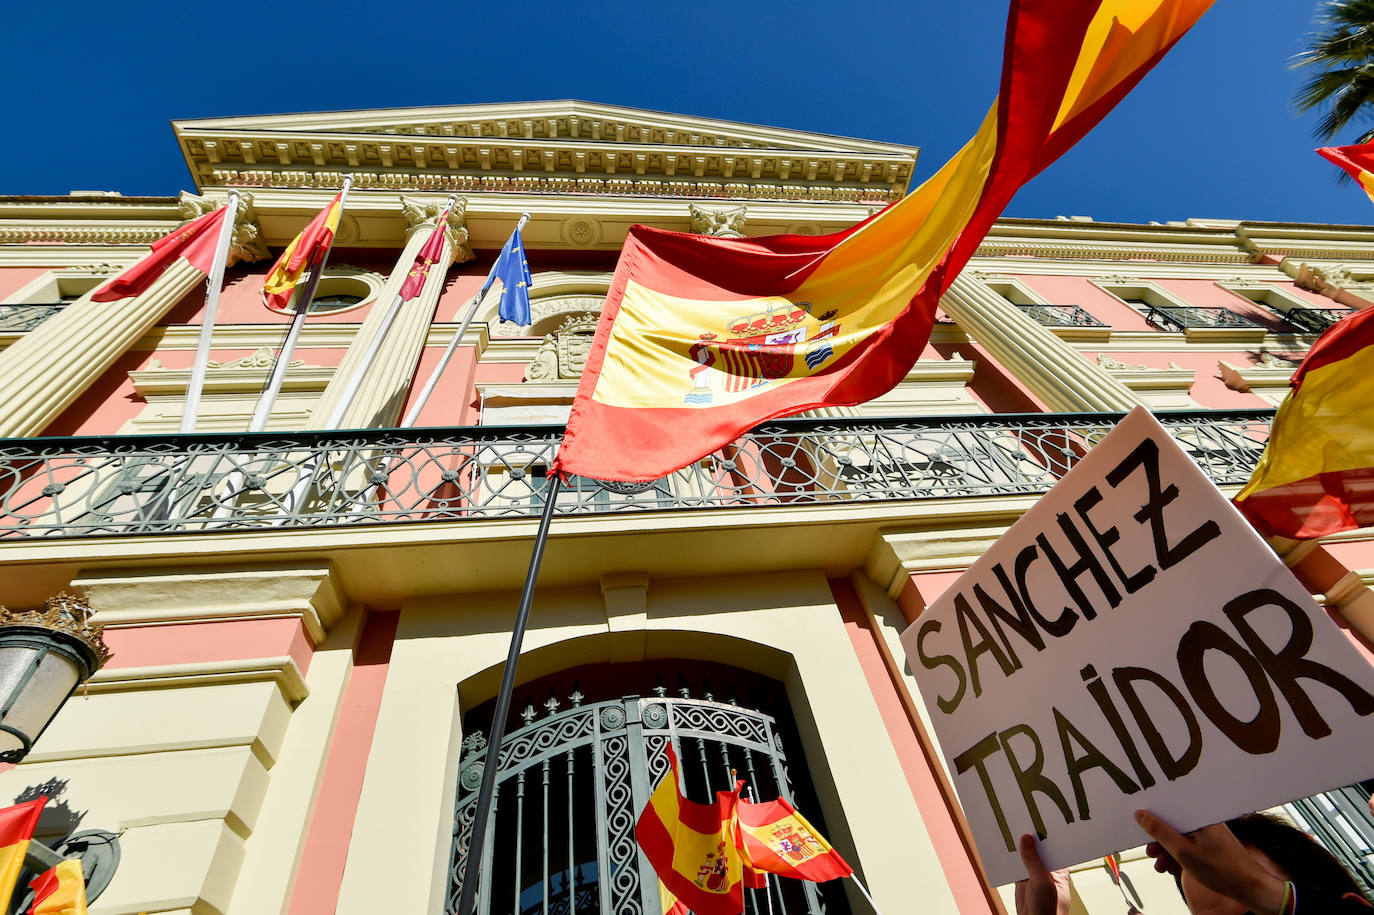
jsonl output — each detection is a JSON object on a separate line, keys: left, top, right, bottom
{"left": 0, "top": 563, "right": 351, "bottom": 915}
{"left": 334, "top": 569, "right": 964, "bottom": 915}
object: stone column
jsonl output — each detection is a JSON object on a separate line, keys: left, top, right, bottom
{"left": 0, "top": 195, "right": 267, "bottom": 438}
{"left": 940, "top": 273, "right": 1144, "bottom": 412}
{"left": 308, "top": 196, "right": 473, "bottom": 429}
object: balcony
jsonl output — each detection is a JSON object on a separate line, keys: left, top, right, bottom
{"left": 1014, "top": 303, "right": 1107, "bottom": 328}
{"left": 0, "top": 304, "right": 66, "bottom": 333}
{"left": 1144, "top": 304, "right": 1261, "bottom": 332}
{"left": 1279, "top": 307, "right": 1353, "bottom": 335}
{"left": 0, "top": 411, "right": 1274, "bottom": 540}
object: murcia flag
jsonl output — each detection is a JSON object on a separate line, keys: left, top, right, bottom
{"left": 91, "top": 207, "right": 228, "bottom": 302}
{"left": 1318, "top": 143, "right": 1374, "bottom": 205}
{"left": 263, "top": 192, "right": 344, "bottom": 312}
{"left": 635, "top": 745, "right": 747, "bottom": 915}
{"left": 736, "top": 797, "right": 852, "bottom": 883}
{"left": 554, "top": 0, "right": 1215, "bottom": 482}
{"left": 28, "top": 858, "right": 86, "bottom": 915}
{"left": 0, "top": 798, "right": 45, "bottom": 913}
{"left": 1234, "top": 306, "right": 1374, "bottom": 539}
{"left": 398, "top": 207, "right": 452, "bottom": 302}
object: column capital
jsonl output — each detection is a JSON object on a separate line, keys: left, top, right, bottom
{"left": 177, "top": 191, "right": 270, "bottom": 264}
{"left": 399, "top": 194, "right": 474, "bottom": 263}
{"left": 689, "top": 203, "right": 747, "bottom": 238}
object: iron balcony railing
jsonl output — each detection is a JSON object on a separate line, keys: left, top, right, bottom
{"left": 0, "top": 410, "right": 1274, "bottom": 540}
{"left": 1278, "top": 307, "right": 1353, "bottom": 335}
{"left": 1144, "top": 304, "right": 1261, "bottom": 332}
{"left": 0, "top": 304, "right": 66, "bottom": 334}
{"left": 1015, "top": 303, "right": 1108, "bottom": 328}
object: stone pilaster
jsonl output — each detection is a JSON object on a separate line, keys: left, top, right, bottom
{"left": 940, "top": 273, "right": 1143, "bottom": 413}
{"left": 307, "top": 196, "right": 472, "bottom": 429}
{"left": 0, "top": 200, "right": 266, "bottom": 438}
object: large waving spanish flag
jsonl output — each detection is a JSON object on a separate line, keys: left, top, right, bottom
{"left": 553, "top": 0, "right": 1214, "bottom": 482}
{"left": 1318, "top": 143, "right": 1374, "bottom": 205}
{"left": 262, "top": 192, "right": 344, "bottom": 312}
{"left": 1234, "top": 306, "right": 1374, "bottom": 539}
{"left": 635, "top": 745, "right": 747, "bottom": 915}
{"left": 91, "top": 206, "right": 228, "bottom": 303}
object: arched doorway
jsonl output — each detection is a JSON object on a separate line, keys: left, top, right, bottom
{"left": 448, "top": 661, "right": 852, "bottom": 914}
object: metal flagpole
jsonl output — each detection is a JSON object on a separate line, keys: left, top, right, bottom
{"left": 181, "top": 190, "right": 240, "bottom": 434}
{"left": 398, "top": 212, "right": 530, "bottom": 429}
{"left": 848, "top": 873, "right": 885, "bottom": 915}
{"left": 211, "top": 178, "right": 352, "bottom": 523}
{"left": 248, "top": 175, "right": 354, "bottom": 434}
{"left": 285, "top": 194, "right": 459, "bottom": 510}
{"left": 456, "top": 473, "right": 561, "bottom": 915}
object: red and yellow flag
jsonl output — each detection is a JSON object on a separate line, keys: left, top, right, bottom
{"left": 28, "top": 858, "right": 86, "bottom": 915}
{"left": 262, "top": 192, "right": 344, "bottom": 312}
{"left": 635, "top": 745, "right": 747, "bottom": 915}
{"left": 91, "top": 207, "right": 228, "bottom": 303}
{"left": 736, "top": 797, "right": 851, "bottom": 884}
{"left": 0, "top": 798, "right": 45, "bottom": 912}
{"left": 1234, "top": 306, "right": 1374, "bottom": 539}
{"left": 398, "top": 207, "right": 452, "bottom": 302}
{"left": 1318, "top": 143, "right": 1374, "bottom": 205}
{"left": 553, "top": 0, "right": 1214, "bottom": 482}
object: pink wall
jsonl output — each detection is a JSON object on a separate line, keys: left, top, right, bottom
{"left": 1011, "top": 275, "right": 1154, "bottom": 331}
{"left": 103, "top": 617, "right": 314, "bottom": 675}
{"left": 0, "top": 267, "right": 51, "bottom": 300}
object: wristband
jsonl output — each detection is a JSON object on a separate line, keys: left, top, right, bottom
{"left": 1279, "top": 880, "right": 1296, "bottom": 915}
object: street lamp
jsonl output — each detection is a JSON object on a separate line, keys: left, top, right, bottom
{"left": 0, "top": 593, "right": 110, "bottom": 763}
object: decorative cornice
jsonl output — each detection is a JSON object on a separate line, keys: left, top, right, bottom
{"left": 200, "top": 167, "right": 904, "bottom": 205}
{"left": 0, "top": 225, "right": 171, "bottom": 245}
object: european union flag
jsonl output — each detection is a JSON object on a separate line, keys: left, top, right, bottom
{"left": 485, "top": 226, "right": 533, "bottom": 327}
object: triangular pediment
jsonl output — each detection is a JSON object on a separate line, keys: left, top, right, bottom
{"left": 173, "top": 100, "right": 918, "bottom": 204}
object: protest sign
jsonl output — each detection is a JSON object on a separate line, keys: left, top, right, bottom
{"left": 899, "top": 407, "right": 1374, "bottom": 886}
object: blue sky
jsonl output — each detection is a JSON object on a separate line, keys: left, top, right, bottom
{"left": 4, "top": 1, "right": 1369, "bottom": 226}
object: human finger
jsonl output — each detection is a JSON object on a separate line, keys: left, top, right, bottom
{"left": 1019, "top": 833, "right": 1052, "bottom": 882}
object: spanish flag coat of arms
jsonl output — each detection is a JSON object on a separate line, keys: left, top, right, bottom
{"left": 554, "top": 0, "right": 1214, "bottom": 484}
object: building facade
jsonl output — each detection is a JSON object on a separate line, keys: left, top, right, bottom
{"left": 0, "top": 101, "right": 1371, "bottom": 914}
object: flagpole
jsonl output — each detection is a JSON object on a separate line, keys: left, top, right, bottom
{"left": 181, "top": 191, "right": 240, "bottom": 433}
{"left": 847, "top": 873, "right": 885, "bottom": 915}
{"left": 248, "top": 175, "right": 353, "bottom": 433}
{"left": 398, "top": 212, "right": 531, "bottom": 429}
{"left": 284, "top": 194, "right": 459, "bottom": 510}
{"left": 457, "top": 472, "right": 561, "bottom": 915}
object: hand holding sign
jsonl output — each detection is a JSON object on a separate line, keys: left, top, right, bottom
{"left": 901, "top": 408, "right": 1374, "bottom": 885}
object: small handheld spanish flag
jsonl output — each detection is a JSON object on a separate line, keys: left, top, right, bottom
{"left": 635, "top": 745, "right": 747, "bottom": 915}
{"left": 262, "top": 192, "right": 344, "bottom": 312}
{"left": 736, "top": 796, "right": 852, "bottom": 884}
{"left": 28, "top": 857, "right": 87, "bottom": 915}
{"left": 0, "top": 798, "right": 45, "bottom": 913}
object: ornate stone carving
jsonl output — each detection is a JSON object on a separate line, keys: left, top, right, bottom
{"left": 1252, "top": 349, "right": 1299, "bottom": 369}
{"left": 494, "top": 295, "right": 605, "bottom": 337}
{"left": 689, "top": 203, "right": 747, "bottom": 238}
{"left": 58, "top": 263, "right": 122, "bottom": 276}
{"left": 399, "top": 195, "right": 473, "bottom": 262}
{"left": 176, "top": 191, "right": 269, "bottom": 263}
{"left": 560, "top": 217, "right": 600, "bottom": 247}
{"left": 524, "top": 336, "right": 558, "bottom": 381}
{"left": 1097, "top": 353, "right": 1182, "bottom": 372}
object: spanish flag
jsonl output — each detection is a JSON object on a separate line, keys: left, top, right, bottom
{"left": 28, "top": 858, "right": 86, "bottom": 915}
{"left": 1235, "top": 306, "right": 1374, "bottom": 539}
{"left": 553, "top": 0, "right": 1214, "bottom": 483}
{"left": 635, "top": 745, "right": 747, "bottom": 915}
{"left": 262, "top": 192, "right": 344, "bottom": 312}
{"left": 1318, "top": 143, "right": 1374, "bottom": 205}
{"left": 91, "top": 206, "right": 228, "bottom": 303}
{"left": 0, "top": 798, "right": 45, "bottom": 912}
{"left": 736, "top": 797, "right": 852, "bottom": 884}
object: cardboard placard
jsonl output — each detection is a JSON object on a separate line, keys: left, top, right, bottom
{"left": 900, "top": 407, "right": 1374, "bottom": 886}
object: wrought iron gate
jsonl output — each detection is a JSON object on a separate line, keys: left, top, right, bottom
{"left": 448, "top": 688, "right": 842, "bottom": 914}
